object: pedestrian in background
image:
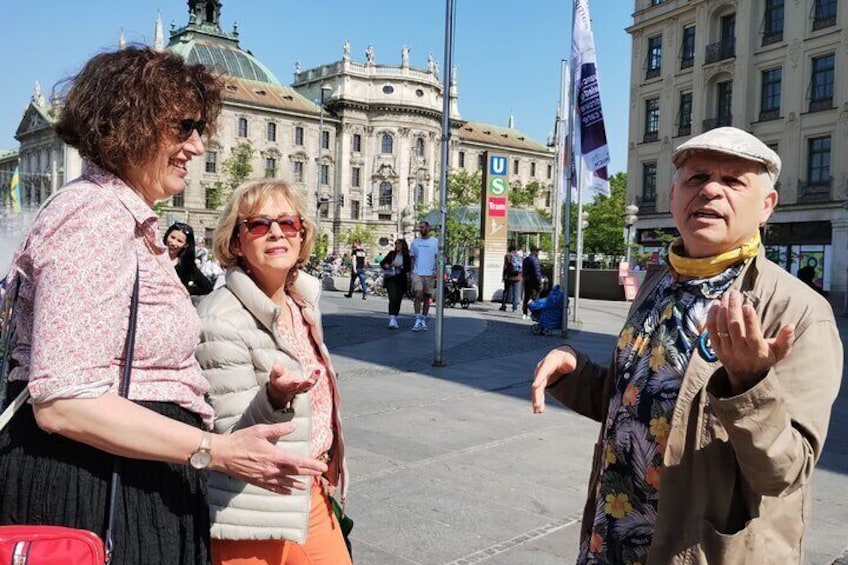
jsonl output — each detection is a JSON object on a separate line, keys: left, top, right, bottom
{"left": 531, "top": 127, "right": 841, "bottom": 564}
{"left": 344, "top": 239, "right": 368, "bottom": 300}
{"left": 197, "top": 179, "right": 350, "bottom": 565}
{"left": 521, "top": 245, "right": 543, "bottom": 319}
{"left": 499, "top": 244, "right": 522, "bottom": 312}
{"left": 0, "top": 46, "right": 323, "bottom": 565}
{"left": 410, "top": 220, "right": 438, "bottom": 331}
{"left": 165, "top": 221, "right": 213, "bottom": 296}
{"left": 380, "top": 238, "right": 412, "bottom": 329}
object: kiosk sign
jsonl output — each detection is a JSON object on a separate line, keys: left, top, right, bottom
{"left": 480, "top": 153, "right": 510, "bottom": 300}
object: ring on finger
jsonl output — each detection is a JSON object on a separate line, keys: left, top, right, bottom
{"left": 715, "top": 331, "right": 729, "bottom": 338}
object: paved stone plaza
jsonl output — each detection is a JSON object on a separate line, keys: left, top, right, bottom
{"left": 320, "top": 291, "right": 848, "bottom": 565}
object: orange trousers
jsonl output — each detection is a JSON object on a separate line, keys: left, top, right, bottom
{"left": 211, "top": 480, "right": 352, "bottom": 565}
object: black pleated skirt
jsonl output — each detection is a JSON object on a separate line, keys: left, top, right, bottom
{"left": 0, "top": 383, "right": 210, "bottom": 565}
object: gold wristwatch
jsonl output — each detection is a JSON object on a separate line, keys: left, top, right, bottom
{"left": 189, "top": 432, "right": 213, "bottom": 469}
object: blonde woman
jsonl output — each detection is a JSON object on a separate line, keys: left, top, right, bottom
{"left": 196, "top": 179, "right": 350, "bottom": 565}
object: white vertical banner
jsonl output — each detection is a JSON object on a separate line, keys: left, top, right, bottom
{"left": 572, "top": 0, "right": 610, "bottom": 191}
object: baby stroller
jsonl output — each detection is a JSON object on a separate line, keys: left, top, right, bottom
{"left": 444, "top": 264, "right": 473, "bottom": 309}
{"left": 528, "top": 284, "right": 564, "bottom": 335}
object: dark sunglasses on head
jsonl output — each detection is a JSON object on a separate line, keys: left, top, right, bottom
{"left": 239, "top": 214, "right": 305, "bottom": 237}
{"left": 177, "top": 119, "right": 207, "bottom": 140}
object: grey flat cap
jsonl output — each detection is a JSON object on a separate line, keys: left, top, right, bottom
{"left": 672, "top": 127, "right": 781, "bottom": 183}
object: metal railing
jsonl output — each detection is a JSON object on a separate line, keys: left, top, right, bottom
{"left": 705, "top": 38, "right": 735, "bottom": 64}
{"left": 702, "top": 115, "right": 732, "bottom": 131}
{"left": 677, "top": 125, "right": 691, "bottom": 137}
{"left": 646, "top": 67, "right": 661, "bottom": 80}
{"left": 762, "top": 31, "right": 783, "bottom": 46}
{"left": 812, "top": 15, "right": 837, "bottom": 31}
{"left": 809, "top": 97, "right": 833, "bottom": 112}
{"left": 636, "top": 194, "right": 656, "bottom": 213}
{"left": 680, "top": 56, "right": 694, "bottom": 70}
{"left": 643, "top": 131, "right": 659, "bottom": 143}
{"left": 758, "top": 109, "right": 780, "bottom": 122}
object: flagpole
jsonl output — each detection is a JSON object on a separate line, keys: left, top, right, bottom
{"left": 573, "top": 157, "right": 584, "bottom": 322}
{"left": 433, "top": 0, "right": 456, "bottom": 367}
{"left": 553, "top": 60, "right": 572, "bottom": 335}
{"left": 551, "top": 60, "right": 567, "bottom": 288}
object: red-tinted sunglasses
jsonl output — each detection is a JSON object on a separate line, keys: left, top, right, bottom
{"left": 177, "top": 119, "right": 207, "bottom": 141}
{"left": 239, "top": 214, "right": 305, "bottom": 237}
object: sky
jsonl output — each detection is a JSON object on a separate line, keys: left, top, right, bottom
{"left": 1, "top": 1, "right": 634, "bottom": 174}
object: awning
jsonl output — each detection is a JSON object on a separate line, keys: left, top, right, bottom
{"left": 420, "top": 205, "right": 553, "bottom": 233}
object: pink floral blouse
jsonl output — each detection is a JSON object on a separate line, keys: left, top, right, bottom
{"left": 8, "top": 165, "right": 213, "bottom": 426}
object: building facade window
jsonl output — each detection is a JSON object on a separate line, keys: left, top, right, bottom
{"left": 415, "top": 137, "right": 425, "bottom": 156}
{"left": 204, "top": 187, "right": 214, "bottom": 208}
{"left": 760, "top": 68, "right": 782, "bottom": 120}
{"left": 513, "top": 159, "right": 519, "bottom": 175}
{"left": 478, "top": 153, "right": 485, "bottom": 170}
{"left": 266, "top": 122, "right": 277, "bottom": 142}
{"left": 646, "top": 35, "right": 662, "bottom": 79}
{"left": 379, "top": 181, "right": 393, "bottom": 208}
{"left": 530, "top": 162, "right": 536, "bottom": 177}
{"left": 381, "top": 133, "right": 394, "bottom": 154}
{"left": 264, "top": 157, "right": 276, "bottom": 178}
{"left": 706, "top": 14, "right": 736, "bottom": 63}
{"left": 704, "top": 80, "right": 733, "bottom": 130}
{"left": 205, "top": 151, "right": 217, "bottom": 173}
{"left": 547, "top": 164, "right": 553, "bottom": 179}
{"left": 458, "top": 151, "right": 465, "bottom": 168}
{"left": 237, "top": 117, "right": 248, "bottom": 138}
{"left": 644, "top": 98, "right": 660, "bottom": 142}
{"left": 351, "top": 166, "right": 361, "bottom": 188}
{"left": 295, "top": 126, "right": 304, "bottom": 146}
{"left": 172, "top": 192, "right": 184, "bottom": 207}
{"left": 763, "top": 0, "right": 784, "bottom": 45}
{"left": 321, "top": 130, "right": 330, "bottom": 150}
{"left": 351, "top": 200, "right": 360, "bottom": 220}
{"left": 807, "top": 136, "right": 831, "bottom": 184}
{"left": 641, "top": 162, "right": 657, "bottom": 208}
{"left": 293, "top": 161, "right": 304, "bottom": 182}
{"left": 320, "top": 164, "right": 329, "bottom": 185}
{"left": 810, "top": 54, "right": 834, "bottom": 111}
{"left": 352, "top": 133, "right": 362, "bottom": 152}
{"left": 415, "top": 184, "right": 425, "bottom": 203}
{"left": 813, "top": 0, "right": 837, "bottom": 30}
{"left": 681, "top": 26, "right": 696, "bottom": 68}
{"left": 678, "top": 91, "right": 693, "bottom": 136}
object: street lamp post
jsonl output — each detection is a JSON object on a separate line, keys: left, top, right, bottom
{"left": 624, "top": 203, "right": 639, "bottom": 268}
{"left": 315, "top": 85, "right": 333, "bottom": 242}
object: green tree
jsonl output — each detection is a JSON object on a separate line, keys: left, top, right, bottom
{"left": 509, "top": 180, "right": 542, "bottom": 209}
{"left": 206, "top": 141, "right": 255, "bottom": 209}
{"left": 422, "top": 170, "right": 483, "bottom": 265}
{"left": 340, "top": 224, "right": 377, "bottom": 249}
{"left": 582, "top": 172, "right": 628, "bottom": 256}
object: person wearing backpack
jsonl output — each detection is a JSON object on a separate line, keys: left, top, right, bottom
{"left": 499, "top": 244, "right": 522, "bottom": 312}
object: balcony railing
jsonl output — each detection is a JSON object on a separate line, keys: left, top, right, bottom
{"left": 636, "top": 194, "right": 656, "bottom": 213}
{"left": 643, "top": 131, "right": 659, "bottom": 143}
{"left": 680, "top": 56, "right": 694, "bottom": 70}
{"left": 677, "top": 124, "right": 692, "bottom": 137}
{"left": 646, "top": 67, "right": 661, "bottom": 80}
{"left": 798, "top": 177, "right": 832, "bottom": 203}
{"left": 762, "top": 31, "right": 783, "bottom": 46}
{"left": 809, "top": 97, "right": 833, "bottom": 112}
{"left": 705, "top": 38, "right": 735, "bottom": 64}
{"left": 702, "top": 115, "right": 732, "bottom": 131}
{"left": 812, "top": 15, "right": 837, "bottom": 31}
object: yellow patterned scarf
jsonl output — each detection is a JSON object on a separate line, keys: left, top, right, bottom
{"left": 668, "top": 232, "right": 760, "bottom": 278}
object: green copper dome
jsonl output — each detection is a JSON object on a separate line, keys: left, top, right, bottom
{"left": 166, "top": 0, "right": 280, "bottom": 85}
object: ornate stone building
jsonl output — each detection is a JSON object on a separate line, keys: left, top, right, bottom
{"left": 12, "top": 0, "right": 554, "bottom": 256}
{"left": 627, "top": 0, "right": 848, "bottom": 306}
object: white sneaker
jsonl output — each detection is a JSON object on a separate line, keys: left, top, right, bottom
{"left": 388, "top": 316, "right": 399, "bottom": 329}
{"left": 522, "top": 314, "right": 528, "bottom": 320}
{"left": 411, "top": 317, "right": 423, "bottom": 331}
{"left": 419, "top": 318, "right": 428, "bottom": 331}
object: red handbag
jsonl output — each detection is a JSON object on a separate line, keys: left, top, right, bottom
{"left": 0, "top": 526, "right": 106, "bottom": 564}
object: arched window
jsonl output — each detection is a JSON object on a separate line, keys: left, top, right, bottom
{"left": 415, "top": 137, "right": 425, "bottom": 156}
{"left": 379, "top": 181, "right": 393, "bottom": 208}
{"left": 381, "top": 133, "right": 394, "bottom": 154}
{"left": 237, "top": 117, "right": 248, "bottom": 138}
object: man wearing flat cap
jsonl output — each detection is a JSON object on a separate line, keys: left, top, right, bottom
{"left": 531, "top": 127, "right": 842, "bottom": 564}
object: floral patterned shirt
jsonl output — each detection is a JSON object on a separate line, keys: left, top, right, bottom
{"left": 7, "top": 165, "right": 213, "bottom": 427}
{"left": 276, "top": 295, "right": 334, "bottom": 458}
{"left": 579, "top": 265, "right": 743, "bottom": 564}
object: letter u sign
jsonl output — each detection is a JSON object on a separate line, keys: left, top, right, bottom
{"left": 490, "top": 156, "right": 507, "bottom": 176}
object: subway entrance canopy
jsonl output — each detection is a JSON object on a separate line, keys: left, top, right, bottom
{"left": 420, "top": 205, "right": 553, "bottom": 234}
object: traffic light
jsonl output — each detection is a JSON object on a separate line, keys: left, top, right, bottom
{"left": 339, "top": 194, "right": 345, "bottom": 207}
{"left": 367, "top": 194, "right": 373, "bottom": 207}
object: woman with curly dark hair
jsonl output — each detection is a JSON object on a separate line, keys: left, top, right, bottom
{"left": 0, "top": 46, "right": 326, "bottom": 564}
{"left": 164, "top": 222, "right": 213, "bottom": 296}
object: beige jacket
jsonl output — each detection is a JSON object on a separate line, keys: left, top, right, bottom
{"left": 195, "top": 268, "right": 346, "bottom": 543}
{"left": 548, "top": 251, "right": 842, "bottom": 564}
